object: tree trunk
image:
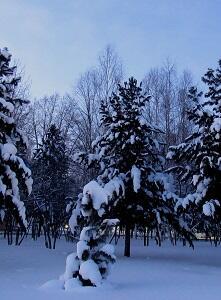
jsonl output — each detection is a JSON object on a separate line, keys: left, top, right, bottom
{"left": 144, "top": 227, "right": 147, "bottom": 246}
{"left": 124, "top": 225, "right": 131, "bottom": 257}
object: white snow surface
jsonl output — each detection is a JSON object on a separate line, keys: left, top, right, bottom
{"left": 79, "top": 259, "right": 102, "bottom": 286}
{"left": 64, "top": 278, "right": 81, "bottom": 290}
{"left": 104, "top": 176, "right": 125, "bottom": 197}
{"left": 203, "top": 201, "right": 216, "bottom": 216}
{"left": 0, "top": 48, "right": 11, "bottom": 59}
{"left": 81, "top": 178, "right": 125, "bottom": 217}
{"left": 101, "top": 244, "right": 115, "bottom": 256}
{"left": 211, "top": 117, "right": 221, "bottom": 132}
{"left": 1, "top": 143, "right": 17, "bottom": 159}
{"left": 131, "top": 165, "right": 141, "bottom": 193}
{"left": 0, "top": 97, "right": 14, "bottom": 112}
{"left": 1, "top": 237, "right": 221, "bottom": 299}
{"left": 77, "top": 240, "right": 89, "bottom": 259}
{"left": 60, "top": 252, "right": 79, "bottom": 282}
{"left": 82, "top": 180, "right": 109, "bottom": 211}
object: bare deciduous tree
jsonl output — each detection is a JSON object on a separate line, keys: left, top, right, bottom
{"left": 143, "top": 61, "right": 193, "bottom": 149}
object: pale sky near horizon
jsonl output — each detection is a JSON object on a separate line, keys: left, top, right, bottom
{"left": 0, "top": 0, "right": 220, "bottom": 98}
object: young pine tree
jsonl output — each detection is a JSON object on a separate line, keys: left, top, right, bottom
{"left": 0, "top": 47, "right": 32, "bottom": 228}
{"left": 62, "top": 182, "right": 118, "bottom": 287}
{"left": 167, "top": 59, "right": 221, "bottom": 240}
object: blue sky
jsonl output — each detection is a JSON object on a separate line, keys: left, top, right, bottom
{"left": 0, "top": 0, "right": 220, "bottom": 98}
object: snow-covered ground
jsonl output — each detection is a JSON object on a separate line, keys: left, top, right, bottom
{"left": 1, "top": 236, "right": 221, "bottom": 300}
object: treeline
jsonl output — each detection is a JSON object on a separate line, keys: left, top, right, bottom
{"left": 0, "top": 45, "right": 220, "bottom": 258}
{"left": 22, "top": 47, "right": 194, "bottom": 249}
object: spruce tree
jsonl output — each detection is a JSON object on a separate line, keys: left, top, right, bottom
{"left": 0, "top": 47, "right": 32, "bottom": 228}
{"left": 167, "top": 59, "right": 221, "bottom": 240}
{"left": 97, "top": 78, "right": 193, "bottom": 255}
{"left": 32, "top": 124, "right": 69, "bottom": 248}
{"left": 63, "top": 78, "right": 193, "bottom": 288}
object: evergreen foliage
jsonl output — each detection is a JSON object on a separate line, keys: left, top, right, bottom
{"left": 65, "top": 78, "right": 193, "bottom": 287}
{"left": 167, "top": 60, "right": 221, "bottom": 241}
{"left": 32, "top": 124, "right": 70, "bottom": 247}
{"left": 0, "top": 47, "right": 32, "bottom": 228}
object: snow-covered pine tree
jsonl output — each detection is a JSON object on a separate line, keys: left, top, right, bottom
{"left": 62, "top": 182, "right": 118, "bottom": 287}
{"left": 32, "top": 124, "right": 69, "bottom": 247}
{"left": 63, "top": 77, "right": 193, "bottom": 288}
{"left": 0, "top": 47, "right": 32, "bottom": 228}
{"left": 167, "top": 59, "right": 221, "bottom": 240}
{"left": 94, "top": 78, "right": 193, "bottom": 255}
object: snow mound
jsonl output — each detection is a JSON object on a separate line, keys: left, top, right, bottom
{"left": 64, "top": 278, "right": 81, "bottom": 291}
{"left": 40, "top": 279, "right": 64, "bottom": 290}
{"left": 60, "top": 252, "right": 79, "bottom": 282}
{"left": 79, "top": 259, "right": 102, "bottom": 286}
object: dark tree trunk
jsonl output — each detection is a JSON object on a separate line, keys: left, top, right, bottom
{"left": 144, "top": 227, "right": 147, "bottom": 246}
{"left": 124, "top": 225, "right": 131, "bottom": 257}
